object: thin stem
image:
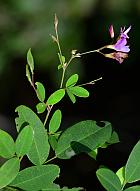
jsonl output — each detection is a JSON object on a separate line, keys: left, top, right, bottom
{"left": 78, "top": 77, "right": 102, "bottom": 87}
{"left": 45, "top": 155, "right": 57, "bottom": 164}
{"left": 44, "top": 105, "right": 53, "bottom": 126}
{"left": 78, "top": 45, "right": 108, "bottom": 57}
{"left": 60, "top": 67, "right": 66, "bottom": 88}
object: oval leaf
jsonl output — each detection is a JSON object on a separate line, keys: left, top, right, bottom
{"left": 47, "top": 89, "right": 65, "bottom": 105}
{"left": 10, "top": 164, "right": 60, "bottom": 191}
{"left": 35, "top": 82, "right": 45, "bottom": 102}
{"left": 15, "top": 125, "right": 34, "bottom": 157}
{"left": 15, "top": 105, "right": 50, "bottom": 165}
{"left": 116, "top": 166, "right": 125, "bottom": 185}
{"left": 27, "top": 48, "right": 34, "bottom": 74}
{"left": 49, "top": 135, "right": 58, "bottom": 151}
{"left": 69, "top": 86, "right": 89, "bottom": 97}
{"left": 125, "top": 140, "right": 140, "bottom": 183}
{"left": 55, "top": 120, "right": 112, "bottom": 159}
{"left": 124, "top": 186, "right": 140, "bottom": 191}
{"left": 49, "top": 109, "right": 62, "bottom": 133}
{"left": 0, "top": 157, "right": 20, "bottom": 189}
{"left": 0, "top": 129, "right": 15, "bottom": 159}
{"left": 36, "top": 102, "right": 46, "bottom": 114}
{"left": 66, "top": 74, "right": 79, "bottom": 87}
{"left": 96, "top": 168, "right": 122, "bottom": 191}
{"left": 26, "top": 64, "right": 32, "bottom": 84}
{"left": 66, "top": 89, "right": 76, "bottom": 104}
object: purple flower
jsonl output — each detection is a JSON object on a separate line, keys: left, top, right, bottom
{"left": 107, "top": 26, "right": 131, "bottom": 53}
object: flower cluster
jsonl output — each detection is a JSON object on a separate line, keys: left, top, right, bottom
{"left": 105, "top": 25, "right": 131, "bottom": 63}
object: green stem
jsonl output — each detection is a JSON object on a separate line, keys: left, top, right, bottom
{"left": 44, "top": 105, "right": 53, "bottom": 126}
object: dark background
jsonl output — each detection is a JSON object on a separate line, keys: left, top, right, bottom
{"left": 0, "top": 0, "right": 140, "bottom": 190}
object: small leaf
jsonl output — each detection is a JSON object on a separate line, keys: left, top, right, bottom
{"left": 66, "top": 89, "right": 76, "bottom": 104}
{"left": 0, "top": 157, "right": 20, "bottom": 189}
{"left": 125, "top": 140, "right": 140, "bottom": 183}
{"left": 10, "top": 164, "right": 60, "bottom": 191}
{"left": 0, "top": 129, "right": 15, "bottom": 159}
{"left": 96, "top": 168, "right": 122, "bottom": 191}
{"left": 36, "top": 102, "right": 46, "bottom": 114}
{"left": 58, "top": 64, "right": 63, "bottom": 70}
{"left": 15, "top": 105, "right": 50, "bottom": 165}
{"left": 116, "top": 166, "right": 125, "bottom": 185}
{"left": 88, "top": 149, "right": 98, "bottom": 160}
{"left": 26, "top": 65, "right": 32, "bottom": 84}
{"left": 108, "top": 131, "right": 120, "bottom": 144}
{"left": 27, "top": 48, "right": 34, "bottom": 75}
{"left": 15, "top": 125, "right": 34, "bottom": 157}
{"left": 55, "top": 120, "right": 112, "bottom": 159}
{"left": 124, "top": 186, "right": 140, "bottom": 191}
{"left": 69, "top": 86, "right": 89, "bottom": 97}
{"left": 35, "top": 82, "right": 46, "bottom": 102}
{"left": 49, "top": 110, "right": 62, "bottom": 133}
{"left": 49, "top": 135, "right": 58, "bottom": 151}
{"left": 47, "top": 89, "right": 65, "bottom": 105}
{"left": 66, "top": 74, "right": 79, "bottom": 87}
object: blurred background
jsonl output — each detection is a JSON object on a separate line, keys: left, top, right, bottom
{"left": 0, "top": 0, "right": 140, "bottom": 190}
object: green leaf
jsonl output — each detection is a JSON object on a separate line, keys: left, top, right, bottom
{"left": 49, "top": 110, "right": 62, "bottom": 133}
{"left": 66, "top": 89, "right": 76, "bottom": 104}
{"left": 66, "top": 74, "right": 79, "bottom": 87}
{"left": 96, "top": 168, "right": 122, "bottom": 191}
{"left": 15, "top": 105, "right": 50, "bottom": 165}
{"left": 15, "top": 125, "right": 34, "bottom": 157}
{"left": 35, "top": 82, "right": 46, "bottom": 102}
{"left": 116, "top": 166, "right": 125, "bottom": 185}
{"left": 124, "top": 186, "right": 140, "bottom": 191}
{"left": 42, "top": 183, "right": 60, "bottom": 190}
{"left": 88, "top": 149, "right": 98, "bottom": 160}
{"left": 26, "top": 64, "right": 32, "bottom": 84}
{"left": 10, "top": 164, "right": 60, "bottom": 191}
{"left": 49, "top": 135, "right": 58, "bottom": 151}
{"left": 0, "top": 157, "right": 20, "bottom": 189}
{"left": 55, "top": 120, "right": 112, "bottom": 159}
{"left": 47, "top": 89, "right": 65, "bottom": 105}
{"left": 36, "top": 102, "right": 46, "bottom": 114}
{"left": 125, "top": 140, "right": 140, "bottom": 183}
{"left": 27, "top": 48, "right": 34, "bottom": 74}
{"left": 69, "top": 86, "right": 89, "bottom": 97}
{"left": 0, "top": 129, "right": 15, "bottom": 159}
{"left": 108, "top": 131, "right": 120, "bottom": 144}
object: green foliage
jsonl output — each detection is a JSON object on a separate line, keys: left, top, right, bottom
{"left": 15, "top": 105, "right": 50, "bottom": 165}
{"left": 36, "top": 102, "right": 46, "bottom": 113}
{"left": 0, "top": 129, "right": 15, "bottom": 159}
{"left": 15, "top": 125, "right": 34, "bottom": 157}
{"left": 116, "top": 166, "right": 125, "bottom": 186}
{"left": 10, "top": 164, "right": 60, "bottom": 190}
{"left": 0, "top": 157, "right": 20, "bottom": 189}
{"left": 49, "top": 109, "right": 62, "bottom": 133}
{"left": 55, "top": 120, "right": 112, "bottom": 159}
{"left": 27, "top": 48, "right": 34, "bottom": 75}
{"left": 66, "top": 88, "right": 76, "bottom": 103}
{"left": 35, "top": 82, "right": 46, "bottom": 102}
{"left": 124, "top": 186, "right": 140, "bottom": 191}
{"left": 68, "top": 86, "right": 89, "bottom": 98}
{"left": 66, "top": 74, "right": 79, "bottom": 87}
{"left": 125, "top": 140, "right": 140, "bottom": 183}
{"left": 96, "top": 168, "right": 122, "bottom": 191}
{"left": 47, "top": 89, "right": 65, "bottom": 105}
